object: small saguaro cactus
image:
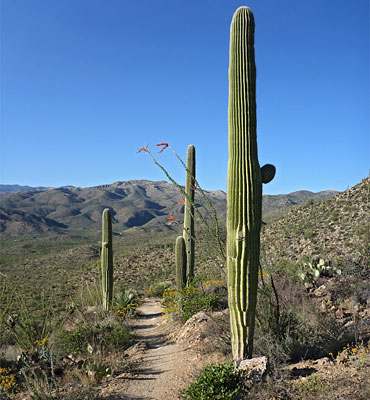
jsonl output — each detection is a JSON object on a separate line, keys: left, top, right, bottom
{"left": 183, "top": 144, "right": 196, "bottom": 284}
{"left": 227, "top": 7, "right": 276, "bottom": 364}
{"left": 175, "top": 236, "right": 187, "bottom": 291}
{"left": 101, "top": 208, "right": 113, "bottom": 311}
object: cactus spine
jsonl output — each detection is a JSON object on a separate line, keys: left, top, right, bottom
{"left": 227, "top": 7, "right": 275, "bottom": 363}
{"left": 175, "top": 236, "right": 187, "bottom": 290}
{"left": 101, "top": 208, "right": 113, "bottom": 311}
{"left": 183, "top": 144, "right": 196, "bottom": 284}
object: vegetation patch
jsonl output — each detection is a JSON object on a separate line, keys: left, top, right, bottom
{"left": 183, "top": 362, "right": 245, "bottom": 400}
{"left": 162, "top": 282, "right": 225, "bottom": 323}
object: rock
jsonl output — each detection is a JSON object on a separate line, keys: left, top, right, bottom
{"left": 354, "top": 304, "right": 362, "bottom": 313}
{"left": 314, "top": 285, "right": 328, "bottom": 297}
{"left": 238, "top": 356, "right": 268, "bottom": 380}
{"left": 319, "top": 301, "right": 327, "bottom": 312}
{"left": 335, "top": 308, "right": 344, "bottom": 319}
{"left": 124, "top": 341, "right": 148, "bottom": 358}
{"left": 86, "top": 306, "right": 98, "bottom": 313}
{"left": 313, "top": 357, "right": 331, "bottom": 366}
{"left": 175, "top": 310, "right": 230, "bottom": 354}
{"left": 344, "top": 319, "right": 354, "bottom": 328}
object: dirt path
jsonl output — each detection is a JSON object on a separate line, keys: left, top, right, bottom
{"left": 99, "top": 298, "right": 197, "bottom": 400}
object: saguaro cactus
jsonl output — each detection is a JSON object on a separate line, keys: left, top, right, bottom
{"left": 227, "top": 7, "right": 276, "bottom": 363}
{"left": 175, "top": 236, "right": 187, "bottom": 291}
{"left": 101, "top": 208, "right": 113, "bottom": 311}
{"left": 183, "top": 144, "right": 196, "bottom": 283}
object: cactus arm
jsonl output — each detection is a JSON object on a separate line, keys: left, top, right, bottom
{"left": 183, "top": 144, "right": 196, "bottom": 283}
{"left": 175, "top": 236, "right": 187, "bottom": 291}
{"left": 101, "top": 208, "right": 113, "bottom": 311}
{"left": 261, "top": 164, "right": 276, "bottom": 184}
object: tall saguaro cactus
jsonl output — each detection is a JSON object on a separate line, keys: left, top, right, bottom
{"left": 227, "top": 7, "right": 276, "bottom": 363}
{"left": 183, "top": 144, "right": 196, "bottom": 283}
{"left": 101, "top": 208, "right": 113, "bottom": 311}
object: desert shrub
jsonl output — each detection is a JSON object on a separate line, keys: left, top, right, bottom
{"left": 162, "top": 284, "right": 224, "bottom": 323}
{"left": 305, "top": 198, "right": 314, "bottom": 207}
{"left": 304, "top": 230, "right": 315, "bottom": 239}
{"left": 183, "top": 362, "right": 245, "bottom": 400}
{"left": 147, "top": 281, "right": 171, "bottom": 298}
{"left": 255, "top": 273, "right": 350, "bottom": 363}
{"left": 354, "top": 281, "right": 370, "bottom": 305}
{"left": 18, "top": 349, "right": 61, "bottom": 399}
{"left": 56, "top": 326, "right": 89, "bottom": 355}
{"left": 331, "top": 342, "right": 370, "bottom": 366}
{"left": 2, "top": 293, "right": 66, "bottom": 353}
{"left": 182, "top": 292, "right": 220, "bottom": 322}
{"left": 293, "top": 374, "right": 328, "bottom": 398}
{"left": 0, "top": 367, "right": 17, "bottom": 395}
{"left": 56, "top": 321, "right": 132, "bottom": 357}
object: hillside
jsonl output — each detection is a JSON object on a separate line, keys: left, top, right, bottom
{"left": 0, "top": 179, "right": 338, "bottom": 236}
{"left": 262, "top": 176, "right": 370, "bottom": 266}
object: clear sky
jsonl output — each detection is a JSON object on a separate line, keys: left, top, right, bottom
{"left": 1, "top": 0, "right": 369, "bottom": 194}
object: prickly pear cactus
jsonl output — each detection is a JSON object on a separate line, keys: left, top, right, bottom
{"left": 101, "top": 208, "right": 113, "bottom": 311}
{"left": 227, "top": 6, "right": 276, "bottom": 363}
{"left": 299, "top": 259, "right": 342, "bottom": 288}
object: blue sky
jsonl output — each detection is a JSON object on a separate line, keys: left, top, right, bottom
{"left": 1, "top": 0, "right": 369, "bottom": 195}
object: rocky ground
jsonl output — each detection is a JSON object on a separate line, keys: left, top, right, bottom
{"left": 94, "top": 295, "right": 370, "bottom": 400}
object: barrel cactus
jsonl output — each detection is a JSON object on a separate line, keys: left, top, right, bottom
{"left": 183, "top": 144, "right": 196, "bottom": 284}
{"left": 227, "top": 7, "right": 276, "bottom": 363}
{"left": 101, "top": 208, "right": 114, "bottom": 311}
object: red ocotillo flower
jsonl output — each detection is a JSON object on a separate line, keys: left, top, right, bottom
{"left": 167, "top": 216, "right": 175, "bottom": 221}
{"left": 190, "top": 183, "right": 197, "bottom": 191}
{"left": 137, "top": 144, "right": 150, "bottom": 154}
{"left": 178, "top": 197, "right": 185, "bottom": 204}
{"left": 156, "top": 142, "right": 169, "bottom": 153}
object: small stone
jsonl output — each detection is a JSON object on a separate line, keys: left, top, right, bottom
{"left": 313, "top": 357, "right": 331, "bottom": 366}
{"left": 314, "top": 285, "right": 327, "bottom": 297}
{"left": 124, "top": 341, "right": 148, "bottom": 357}
{"left": 319, "top": 301, "right": 327, "bottom": 312}
{"left": 344, "top": 320, "right": 354, "bottom": 328}
{"left": 238, "top": 356, "right": 268, "bottom": 380}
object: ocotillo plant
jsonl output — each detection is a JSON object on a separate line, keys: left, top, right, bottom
{"left": 138, "top": 143, "right": 225, "bottom": 264}
{"left": 183, "top": 144, "right": 196, "bottom": 283}
{"left": 227, "top": 7, "right": 276, "bottom": 363}
{"left": 101, "top": 208, "right": 113, "bottom": 311}
{"left": 175, "top": 236, "right": 187, "bottom": 291}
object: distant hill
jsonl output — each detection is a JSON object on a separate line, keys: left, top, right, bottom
{"left": 0, "top": 180, "right": 339, "bottom": 236}
{"left": 261, "top": 176, "right": 370, "bottom": 265}
{"left": 0, "top": 184, "right": 48, "bottom": 194}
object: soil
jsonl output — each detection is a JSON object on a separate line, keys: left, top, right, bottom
{"left": 97, "top": 298, "right": 370, "bottom": 400}
{"left": 98, "top": 298, "right": 206, "bottom": 400}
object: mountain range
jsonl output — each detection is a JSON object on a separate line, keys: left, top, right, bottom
{"left": 0, "top": 184, "right": 48, "bottom": 194}
{"left": 0, "top": 180, "right": 339, "bottom": 236}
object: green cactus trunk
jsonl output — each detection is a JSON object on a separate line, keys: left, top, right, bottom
{"left": 227, "top": 6, "right": 275, "bottom": 364}
{"left": 101, "top": 208, "right": 113, "bottom": 311}
{"left": 175, "top": 236, "right": 187, "bottom": 291}
{"left": 183, "top": 144, "right": 196, "bottom": 284}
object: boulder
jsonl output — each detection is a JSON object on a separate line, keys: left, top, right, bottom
{"left": 238, "top": 356, "right": 268, "bottom": 380}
